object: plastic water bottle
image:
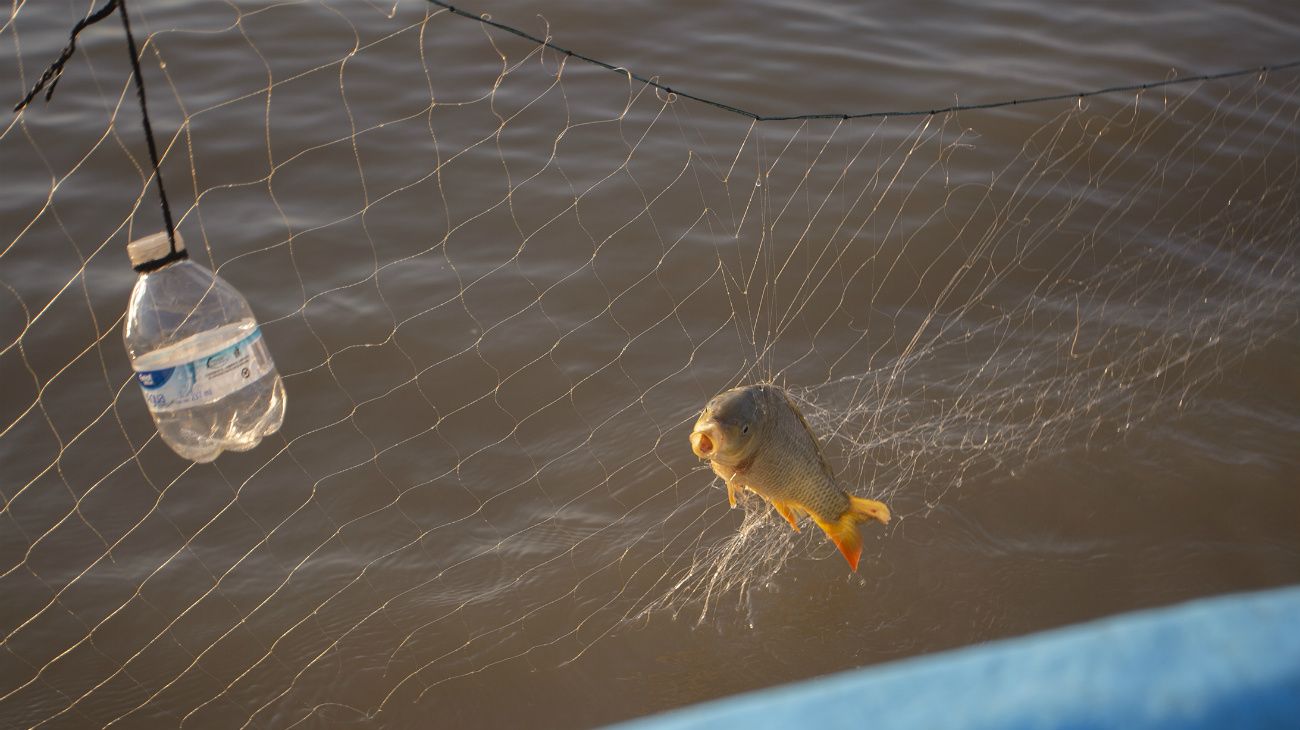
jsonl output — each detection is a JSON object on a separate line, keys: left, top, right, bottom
{"left": 123, "top": 232, "right": 286, "bottom": 462}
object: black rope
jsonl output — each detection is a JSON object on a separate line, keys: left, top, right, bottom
{"left": 12, "top": 0, "right": 119, "bottom": 112}
{"left": 14, "top": 0, "right": 182, "bottom": 261}
{"left": 117, "top": 0, "right": 180, "bottom": 255}
{"left": 132, "top": 248, "right": 188, "bottom": 272}
{"left": 427, "top": 0, "right": 1300, "bottom": 122}
{"left": 426, "top": 1, "right": 755, "bottom": 118}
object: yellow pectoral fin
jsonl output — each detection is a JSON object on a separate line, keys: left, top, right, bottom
{"left": 726, "top": 480, "right": 740, "bottom": 508}
{"left": 771, "top": 501, "right": 801, "bottom": 532}
{"left": 711, "top": 462, "right": 742, "bottom": 508}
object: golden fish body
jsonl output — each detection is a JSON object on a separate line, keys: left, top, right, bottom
{"left": 689, "top": 384, "right": 889, "bottom": 570}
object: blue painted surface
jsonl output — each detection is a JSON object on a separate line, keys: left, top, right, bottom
{"left": 613, "top": 586, "right": 1300, "bottom": 730}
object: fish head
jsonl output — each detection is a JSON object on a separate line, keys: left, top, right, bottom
{"left": 690, "top": 385, "right": 766, "bottom": 465}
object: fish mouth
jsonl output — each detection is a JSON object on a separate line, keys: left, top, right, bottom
{"left": 690, "top": 428, "right": 717, "bottom": 459}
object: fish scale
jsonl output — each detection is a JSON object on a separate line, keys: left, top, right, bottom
{"left": 740, "top": 388, "right": 850, "bottom": 521}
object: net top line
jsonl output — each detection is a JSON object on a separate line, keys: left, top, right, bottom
{"left": 426, "top": 1, "right": 1300, "bottom": 122}
{"left": 14, "top": 0, "right": 1300, "bottom": 125}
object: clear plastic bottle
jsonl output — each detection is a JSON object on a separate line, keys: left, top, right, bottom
{"left": 123, "top": 232, "right": 285, "bottom": 462}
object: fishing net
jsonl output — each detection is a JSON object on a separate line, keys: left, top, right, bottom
{"left": 1, "top": 2, "right": 1297, "bottom": 727}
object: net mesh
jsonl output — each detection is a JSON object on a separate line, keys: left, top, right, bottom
{"left": 1, "top": 2, "right": 1297, "bottom": 727}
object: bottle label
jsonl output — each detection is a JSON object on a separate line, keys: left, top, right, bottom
{"left": 134, "top": 327, "right": 273, "bottom": 413}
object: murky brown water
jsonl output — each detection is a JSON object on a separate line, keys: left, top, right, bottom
{"left": 2, "top": 1, "right": 1298, "bottom": 728}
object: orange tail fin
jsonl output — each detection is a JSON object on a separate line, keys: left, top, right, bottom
{"left": 816, "top": 496, "right": 891, "bottom": 571}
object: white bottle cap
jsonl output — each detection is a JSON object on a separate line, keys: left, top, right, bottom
{"left": 127, "top": 231, "right": 186, "bottom": 269}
